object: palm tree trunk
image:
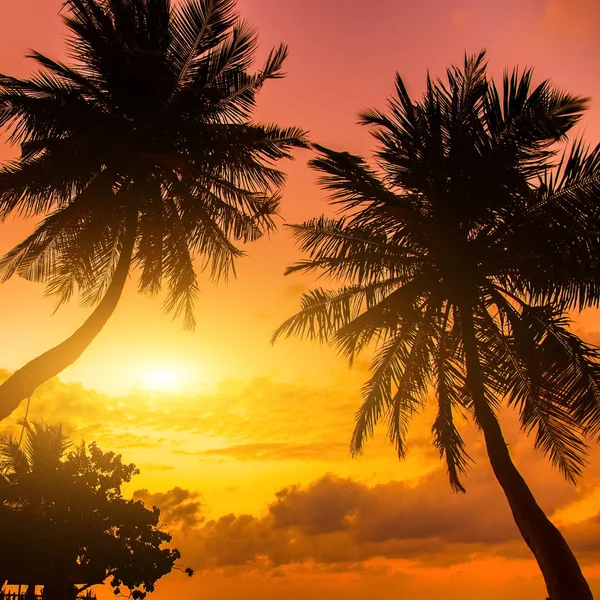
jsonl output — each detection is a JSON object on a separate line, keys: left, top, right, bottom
{"left": 0, "top": 220, "right": 137, "bottom": 423}
{"left": 459, "top": 305, "right": 593, "bottom": 600}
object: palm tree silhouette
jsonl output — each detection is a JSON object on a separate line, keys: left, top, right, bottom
{"left": 0, "top": 422, "right": 70, "bottom": 476}
{"left": 275, "top": 52, "right": 600, "bottom": 600}
{"left": 0, "top": 0, "right": 307, "bottom": 421}
{"left": 1, "top": 422, "right": 71, "bottom": 600}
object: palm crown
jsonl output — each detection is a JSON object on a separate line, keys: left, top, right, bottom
{"left": 0, "top": 422, "right": 70, "bottom": 481}
{"left": 275, "top": 51, "right": 600, "bottom": 491}
{"left": 0, "top": 0, "right": 307, "bottom": 422}
{"left": 0, "top": 0, "right": 307, "bottom": 329}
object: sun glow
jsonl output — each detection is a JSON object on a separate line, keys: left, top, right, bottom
{"left": 106, "top": 348, "right": 214, "bottom": 395}
{"left": 136, "top": 364, "right": 191, "bottom": 393}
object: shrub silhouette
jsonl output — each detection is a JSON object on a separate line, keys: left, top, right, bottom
{"left": 0, "top": 422, "right": 181, "bottom": 599}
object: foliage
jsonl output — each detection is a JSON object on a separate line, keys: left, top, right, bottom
{"left": 0, "top": 0, "right": 307, "bottom": 329}
{"left": 275, "top": 51, "right": 600, "bottom": 491}
{"left": 0, "top": 422, "right": 180, "bottom": 599}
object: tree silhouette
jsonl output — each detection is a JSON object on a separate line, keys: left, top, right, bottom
{"left": 0, "top": 422, "right": 183, "bottom": 599}
{"left": 0, "top": 0, "right": 307, "bottom": 422}
{"left": 275, "top": 52, "right": 600, "bottom": 600}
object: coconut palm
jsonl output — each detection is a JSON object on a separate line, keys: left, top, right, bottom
{"left": 0, "top": 422, "right": 70, "bottom": 478}
{"left": 0, "top": 0, "right": 307, "bottom": 421}
{"left": 274, "top": 52, "right": 600, "bottom": 600}
{"left": 0, "top": 422, "right": 71, "bottom": 599}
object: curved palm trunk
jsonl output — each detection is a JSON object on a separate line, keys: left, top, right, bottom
{"left": 460, "top": 306, "right": 593, "bottom": 600}
{"left": 0, "top": 222, "right": 137, "bottom": 423}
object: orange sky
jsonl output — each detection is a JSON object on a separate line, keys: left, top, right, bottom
{"left": 1, "top": 1, "right": 600, "bottom": 599}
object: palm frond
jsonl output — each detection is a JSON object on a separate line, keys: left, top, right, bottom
{"left": 482, "top": 292, "right": 593, "bottom": 480}
{"left": 22, "top": 421, "right": 71, "bottom": 473}
{"left": 0, "top": 434, "right": 28, "bottom": 476}
{"left": 351, "top": 303, "right": 435, "bottom": 457}
{"left": 310, "top": 144, "right": 413, "bottom": 214}
{"left": 284, "top": 216, "right": 423, "bottom": 284}
{"left": 169, "top": 0, "right": 238, "bottom": 89}
{"left": 432, "top": 305, "right": 471, "bottom": 491}
{"left": 161, "top": 196, "right": 200, "bottom": 330}
{"left": 272, "top": 285, "right": 376, "bottom": 345}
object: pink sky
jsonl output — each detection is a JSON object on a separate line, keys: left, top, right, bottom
{"left": 1, "top": 1, "right": 600, "bottom": 599}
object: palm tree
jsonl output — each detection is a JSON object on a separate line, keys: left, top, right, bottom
{"left": 1, "top": 422, "right": 71, "bottom": 599}
{"left": 274, "top": 52, "right": 600, "bottom": 600}
{"left": 0, "top": 0, "right": 307, "bottom": 422}
{"left": 0, "top": 422, "right": 70, "bottom": 476}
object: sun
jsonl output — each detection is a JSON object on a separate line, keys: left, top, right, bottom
{"left": 125, "top": 351, "right": 207, "bottom": 394}
{"left": 146, "top": 368, "right": 179, "bottom": 389}
{"left": 138, "top": 365, "right": 189, "bottom": 393}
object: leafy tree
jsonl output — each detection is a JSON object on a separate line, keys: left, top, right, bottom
{"left": 0, "top": 422, "right": 183, "bottom": 599}
{"left": 275, "top": 52, "right": 600, "bottom": 600}
{"left": 0, "top": 0, "right": 307, "bottom": 422}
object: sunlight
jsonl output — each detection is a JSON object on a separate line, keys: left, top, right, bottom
{"left": 145, "top": 368, "right": 180, "bottom": 390}
{"left": 94, "top": 348, "right": 215, "bottom": 395}
{"left": 138, "top": 364, "right": 190, "bottom": 393}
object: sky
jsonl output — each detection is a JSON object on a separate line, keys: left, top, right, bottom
{"left": 1, "top": 0, "right": 600, "bottom": 598}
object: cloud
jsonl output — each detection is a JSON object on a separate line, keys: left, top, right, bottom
{"left": 562, "top": 511, "right": 600, "bottom": 557}
{"left": 271, "top": 473, "right": 519, "bottom": 544}
{"left": 140, "top": 462, "right": 176, "bottom": 471}
{"left": 270, "top": 476, "right": 367, "bottom": 535}
{"left": 6, "top": 367, "right": 600, "bottom": 576}
{"left": 3, "top": 372, "right": 430, "bottom": 480}
{"left": 133, "top": 486, "right": 205, "bottom": 530}
{"left": 5, "top": 374, "right": 360, "bottom": 447}
{"left": 185, "top": 471, "right": 520, "bottom": 571}
{"left": 180, "top": 465, "right": 600, "bottom": 574}
{"left": 195, "top": 442, "right": 351, "bottom": 462}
